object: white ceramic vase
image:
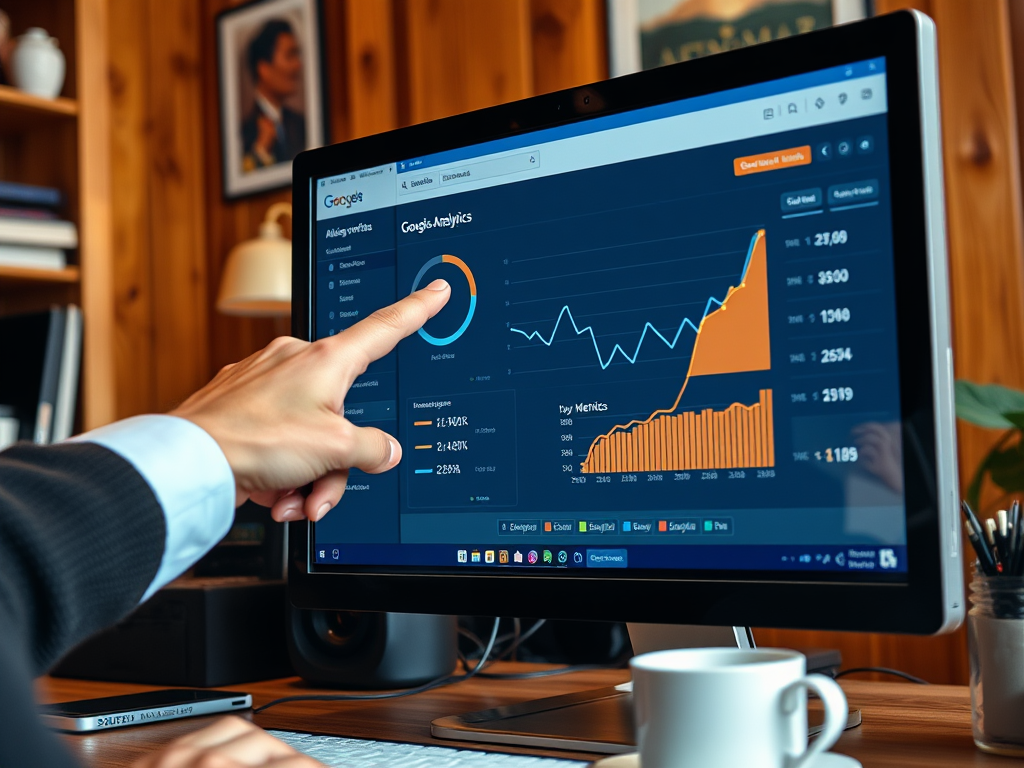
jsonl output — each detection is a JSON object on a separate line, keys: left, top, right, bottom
{"left": 11, "top": 27, "right": 65, "bottom": 99}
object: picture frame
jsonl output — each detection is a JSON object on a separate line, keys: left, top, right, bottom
{"left": 216, "top": 0, "right": 327, "bottom": 200}
{"left": 607, "top": 0, "right": 872, "bottom": 77}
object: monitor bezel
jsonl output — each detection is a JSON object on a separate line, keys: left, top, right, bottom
{"left": 289, "top": 11, "right": 959, "bottom": 634}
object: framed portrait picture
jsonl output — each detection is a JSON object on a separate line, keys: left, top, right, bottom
{"left": 217, "top": 0, "right": 326, "bottom": 199}
{"left": 608, "top": 0, "right": 872, "bottom": 77}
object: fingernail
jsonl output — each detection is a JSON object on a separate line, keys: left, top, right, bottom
{"left": 279, "top": 507, "right": 304, "bottom": 522}
{"left": 316, "top": 502, "right": 332, "bottom": 521}
{"left": 425, "top": 279, "right": 449, "bottom": 292}
{"left": 388, "top": 438, "right": 397, "bottom": 465}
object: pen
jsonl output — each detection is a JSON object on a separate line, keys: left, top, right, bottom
{"left": 966, "top": 520, "right": 998, "bottom": 576}
{"left": 985, "top": 518, "right": 1001, "bottom": 567}
{"left": 997, "top": 509, "right": 1010, "bottom": 571}
{"left": 983, "top": 520, "right": 999, "bottom": 569}
{"left": 962, "top": 500, "right": 986, "bottom": 540}
{"left": 963, "top": 501, "right": 998, "bottom": 571}
{"left": 1010, "top": 500, "right": 1021, "bottom": 575}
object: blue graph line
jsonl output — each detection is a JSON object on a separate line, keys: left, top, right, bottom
{"left": 509, "top": 232, "right": 759, "bottom": 371}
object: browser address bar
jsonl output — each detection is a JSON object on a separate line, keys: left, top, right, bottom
{"left": 438, "top": 150, "right": 541, "bottom": 187}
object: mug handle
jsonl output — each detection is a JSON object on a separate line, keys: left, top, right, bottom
{"left": 780, "top": 673, "right": 849, "bottom": 768}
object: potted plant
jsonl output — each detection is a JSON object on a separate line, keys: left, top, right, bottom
{"left": 955, "top": 381, "right": 1024, "bottom": 512}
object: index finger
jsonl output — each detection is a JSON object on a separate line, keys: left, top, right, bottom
{"left": 328, "top": 279, "right": 450, "bottom": 377}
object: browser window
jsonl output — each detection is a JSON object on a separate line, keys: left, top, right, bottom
{"left": 310, "top": 57, "right": 906, "bottom": 575}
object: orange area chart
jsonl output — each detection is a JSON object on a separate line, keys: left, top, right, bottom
{"left": 581, "top": 229, "right": 774, "bottom": 473}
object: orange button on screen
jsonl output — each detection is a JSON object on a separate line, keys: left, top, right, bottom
{"left": 733, "top": 145, "right": 812, "bottom": 176}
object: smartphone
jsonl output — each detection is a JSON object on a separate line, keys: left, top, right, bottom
{"left": 40, "top": 689, "right": 252, "bottom": 732}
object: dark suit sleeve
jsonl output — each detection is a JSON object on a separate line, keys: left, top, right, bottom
{"left": 0, "top": 442, "right": 167, "bottom": 767}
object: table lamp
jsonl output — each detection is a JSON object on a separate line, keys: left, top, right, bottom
{"left": 217, "top": 202, "right": 292, "bottom": 317}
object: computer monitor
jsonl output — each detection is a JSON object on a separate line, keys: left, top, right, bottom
{"left": 289, "top": 11, "right": 961, "bottom": 642}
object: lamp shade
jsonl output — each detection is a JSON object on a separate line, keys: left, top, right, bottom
{"left": 217, "top": 203, "right": 292, "bottom": 317}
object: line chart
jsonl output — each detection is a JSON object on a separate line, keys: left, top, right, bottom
{"left": 509, "top": 232, "right": 761, "bottom": 370}
{"left": 581, "top": 229, "right": 773, "bottom": 472}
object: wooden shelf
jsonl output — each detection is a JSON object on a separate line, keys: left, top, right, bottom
{"left": 0, "top": 84, "right": 77, "bottom": 135}
{"left": 0, "top": 264, "right": 80, "bottom": 283}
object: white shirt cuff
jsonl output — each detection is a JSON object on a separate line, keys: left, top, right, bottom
{"left": 71, "top": 415, "right": 236, "bottom": 601}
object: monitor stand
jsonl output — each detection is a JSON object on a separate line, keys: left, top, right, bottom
{"left": 430, "top": 624, "right": 858, "bottom": 754}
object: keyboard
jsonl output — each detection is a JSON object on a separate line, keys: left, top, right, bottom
{"left": 268, "top": 730, "right": 590, "bottom": 767}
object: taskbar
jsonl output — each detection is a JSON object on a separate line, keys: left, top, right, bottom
{"left": 313, "top": 543, "right": 908, "bottom": 574}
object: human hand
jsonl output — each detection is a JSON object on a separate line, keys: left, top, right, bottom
{"left": 132, "top": 716, "right": 323, "bottom": 767}
{"left": 171, "top": 280, "right": 450, "bottom": 521}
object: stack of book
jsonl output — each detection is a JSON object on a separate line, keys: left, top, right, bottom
{"left": 0, "top": 181, "right": 77, "bottom": 270}
{"left": 0, "top": 306, "right": 83, "bottom": 444}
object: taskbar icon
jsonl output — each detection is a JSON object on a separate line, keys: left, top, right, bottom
{"left": 457, "top": 546, "right": 585, "bottom": 567}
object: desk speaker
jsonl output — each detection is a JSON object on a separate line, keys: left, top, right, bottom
{"left": 287, "top": 608, "right": 457, "bottom": 688}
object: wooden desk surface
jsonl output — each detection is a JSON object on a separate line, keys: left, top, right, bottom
{"left": 36, "top": 666, "right": 1021, "bottom": 767}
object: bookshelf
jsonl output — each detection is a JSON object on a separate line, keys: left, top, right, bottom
{"left": 0, "top": 0, "right": 113, "bottom": 430}
{"left": 0, "top": 83, "right": 78, "bottom": 135}
{"left": 0, "top": 265, "right": 80, "bottom": 284}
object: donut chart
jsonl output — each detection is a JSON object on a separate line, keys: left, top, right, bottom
{"left": 411, "top": 254, "right": 477, "bottom": 346}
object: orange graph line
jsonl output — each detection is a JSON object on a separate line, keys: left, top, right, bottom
{"left": 582, "top": 229, "right": 770, "bottom": 470}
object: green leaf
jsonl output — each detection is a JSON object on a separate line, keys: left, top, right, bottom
{"left": 985, "top": 443, "right": 1024, "bottom": 496}
{"left": 955, "top": 381, "right": 1024, "bottom": 428}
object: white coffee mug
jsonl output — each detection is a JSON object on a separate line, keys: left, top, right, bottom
{"left": 632, "top": 648, "right": 848, "bottom": 768}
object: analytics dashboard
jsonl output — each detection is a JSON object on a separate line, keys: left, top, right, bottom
{"left": 310, "top": 57, "right": 908, "bottom": 576}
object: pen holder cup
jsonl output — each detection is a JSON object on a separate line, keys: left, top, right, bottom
{"left": 970, "top": 571, "right": 1024, "bottom": 757}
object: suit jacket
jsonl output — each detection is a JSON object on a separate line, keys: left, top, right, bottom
{"left": 241, "top": 104, "right": 307, "bottom": 169}
{"left": 0, "top": 442, "right": 166, "bottom": 767}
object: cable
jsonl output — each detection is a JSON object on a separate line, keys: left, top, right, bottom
{"left": 457, "top": 626, "right": 486, "bottom": 653}
{"left": 493, "top": 619, "right": 546, "bottom": 662}
{"left": 476, "top": 659, "right": 629, "bottom": 680}
{"left": 254, "top": 617, "right": 501, "bottom": 714}
{"left": 457, "top": 633, "right": 630, "bottom": 681}
{"left": 458, "top": 618, "right": 547, "bottom": 663}
{"left": 832, "top": 667, "right": 928, "bottom": 685}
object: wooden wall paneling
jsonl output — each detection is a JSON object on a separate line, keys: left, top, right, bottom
{"left": 108, "top": 0, "right": 156, "bottom": 420}
{"left": 145, "top": 0, "right": 211, "bottom": 412}
{"left": 201, "top": 0, "right": 287, "bottom": 375}
{"left": 340, "top": 0, "right": 399, "bottom": 140}
{"left": 759, "top": 0, "right": 1024, "bottom": 686}
{"left": 320, "top": 0, "right": 350, "bottom": 142}
{"left": 1013, "top": 0, "right": 1024, "bottom": 206}
{"left": 401, "top": 0, "right": 534, "bottom": 125}
{"left": 928, "top": 0, "right": 1024, "bottom": 507}
{"left": 529, "top": 0, "right": 607, "bottom": 95}
{"left": 76, "top": 0, "right": 115, "bottom": 429}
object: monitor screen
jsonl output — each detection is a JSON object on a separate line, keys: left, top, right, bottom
{"left": 308, "top": 57, "right": 908, "bottom": 579}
